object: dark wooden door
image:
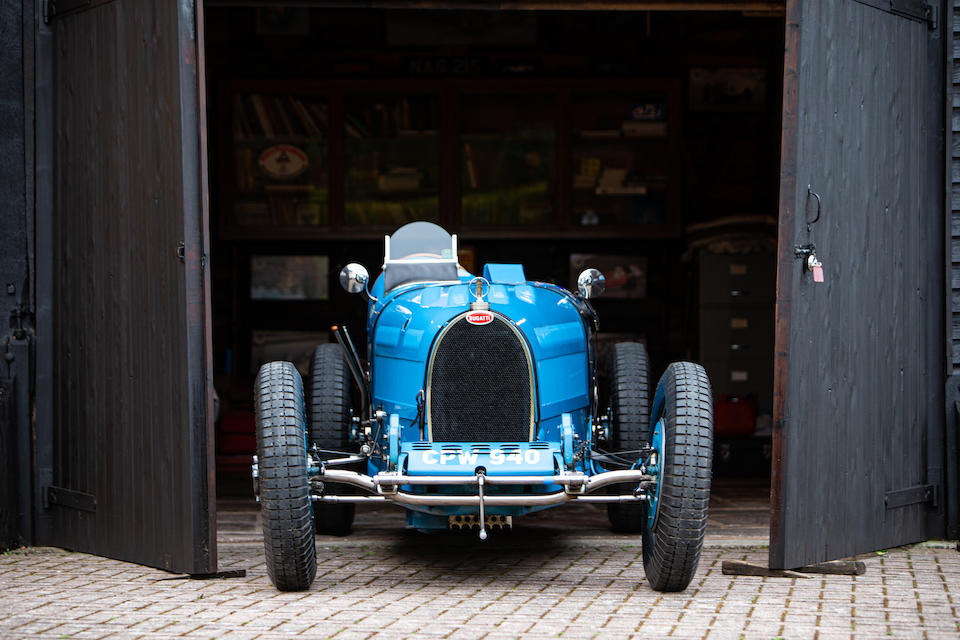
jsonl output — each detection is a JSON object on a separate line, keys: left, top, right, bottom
{"left": 771, "top": 0, "right": 946, "bottom": 569}
{"left": 34, "top": 0, "right": 215, "bottom": 573}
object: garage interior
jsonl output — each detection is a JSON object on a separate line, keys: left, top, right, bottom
{"left": 203, "top": 6, "right": 785, "bottom": 524}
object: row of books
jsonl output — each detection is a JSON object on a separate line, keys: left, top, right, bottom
{"left": 344, "top": 96, "right": 440, "bottom": 138}
{"left": 234, "top": 94, "right": 328, "bottom": 140}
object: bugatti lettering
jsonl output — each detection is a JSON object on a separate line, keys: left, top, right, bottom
{"left": 419, "top": 449, "right": 541, "bottom": 465}
{"left": 465, "top": 310, "right": 494, "bottom": 325}
{"left": 254, "top": 221, "right": 714, "bottom": 593}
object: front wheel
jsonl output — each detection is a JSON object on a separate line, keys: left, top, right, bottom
{"left": 604, "top": 342, "right": 650, "bottom": 533}
{"left": 309, "top": 344, "right": 357, "bottom": 535}
{"left": 641, "top": 362, "right": 713, "bottom": 592}
{"left": 255, "top": 361, "right": 317, "bottom": 591}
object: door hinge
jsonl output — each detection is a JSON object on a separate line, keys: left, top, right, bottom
{"left": 889, "top": 0, "right": 936, "bottom": 29}
{"left": 44, "top": 486, "right": 97, "bottom": 513}
{"left": 885, "top": 484, "right": 937, "bottom": 509}
{"left": 854, "top": 0, "right": 936, "bottom": 29}
{"left": 44, "top": 0, "right": 91, "bottom": 23}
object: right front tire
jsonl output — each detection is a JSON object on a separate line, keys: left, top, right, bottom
{"left": 641, "top": 362, "right": 713, "bottom": 592}
{"left": 255, "top": 361, "right": 316, "bottom": 591}
{"left": 308, "top": 343, "right": 357, "bottom": 536}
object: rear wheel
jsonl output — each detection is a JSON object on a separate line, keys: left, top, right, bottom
{"left": 641, "top": 362, "right": 713, "bottom": 592}
{"left": 309, "top": 343, "right": 356, "bottom": 536}
{"left": 605, "top": 342, "right": 650, "bottom": 533}
{"left": 255, "top": 361, "right": 316, "bottom": 591}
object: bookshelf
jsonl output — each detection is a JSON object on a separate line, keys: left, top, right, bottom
{"left": 230, "top": 92, "right": 329, "bottom": 228}
{"left": 220, "top": 78, "right": 681, "bottom": 239}
{"left": 343, "top": 93, "right": 441, "bottom": 226}
{"left": 571, "top": 93, "right": 674, "bottom": 228}
{"left": 460, "top": 92, "right": 557, "bottom": 226}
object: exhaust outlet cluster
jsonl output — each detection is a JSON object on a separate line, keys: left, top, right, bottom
{"left": 448, "top": 514, "right": 512, "bottom": 533}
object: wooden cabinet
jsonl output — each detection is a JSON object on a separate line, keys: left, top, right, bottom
{"left": 571, "top": 93, "right": 673, "bottom": 228}
{"left": 460, "top": 91, "right": 558, "bottom": 226}
{"left": 343, "top": 92, "right": 441, "bottom": 226}
{"left": 698, "top": 253, "right": 776, "bottom": 422}
{"left": 219, "top": 78, "right": 681, "bottom": 239}
{"left": 229, "top": 92, "right": 330, "bottom": 228}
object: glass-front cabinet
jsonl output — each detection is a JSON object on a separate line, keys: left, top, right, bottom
{"left": 230, "top": 92, "right": 329, "bottom": 228}
{"left": 343, "top": 93, "right": 440, "bottom": 226}
{"left": 571, "top": 93, "right": 670, "bottom": 228}
{"left": 221, "top": 79, "right": 679, "bottom": 238}
{"left": 460, "top": 92, "right": 556, "bottom": 226}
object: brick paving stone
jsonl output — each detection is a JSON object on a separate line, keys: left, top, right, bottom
{"left": 2, "top": 538, "right": 960, "bottom": 639}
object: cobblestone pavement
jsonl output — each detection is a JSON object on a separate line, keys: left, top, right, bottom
{"left": 2, "top": 502, "right": 959, "bottom": 640}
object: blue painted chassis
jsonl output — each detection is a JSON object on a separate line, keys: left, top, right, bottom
{"left": 315, "top": 262, "right": 650, "bottom": 530}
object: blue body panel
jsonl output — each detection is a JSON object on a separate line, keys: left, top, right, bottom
{"left": 362, "top": 263, "right": 596, "bottom": 521}
{"left": 366, "top": 267, "right": 591, "bottom": 449}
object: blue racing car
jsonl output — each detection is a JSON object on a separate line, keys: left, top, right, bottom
{"left": 253, "top": 221, "right": 713, "bottom": 592}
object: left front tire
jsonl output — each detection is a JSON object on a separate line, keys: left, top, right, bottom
{"left": 605, "top": 342, "right": 650, "bottom": 533}
{"left": 255, "top": 361, "right": 316, "bottom": 591}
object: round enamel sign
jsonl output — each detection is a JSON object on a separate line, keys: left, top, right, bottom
{"left": 258, "top": 145, "right": 309, "bottom": 179}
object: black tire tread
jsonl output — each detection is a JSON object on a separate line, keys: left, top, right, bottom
{"left": 607, "top": 342, "right": 650, "bottom": 533}
{"left": 609, "top": 342, "right": 650, "bottom": 450}
{"left": 309, "top": 344, "right": 351, "bottom": 450}
{"left": 642, "top": 361, "right": 713, "bottom": 592}
{"left": 255, "top": 361, "right": 317, "bottom": 591}
{"left": 308, "top": 344, "right": 356, "bottom": 536}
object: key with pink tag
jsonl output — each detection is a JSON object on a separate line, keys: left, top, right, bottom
{"left": 807, "top": 254, "right": 824, "bottom": 283}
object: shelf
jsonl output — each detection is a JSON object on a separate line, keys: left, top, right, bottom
{"left": 345, "top": 134, "right": 439, "bottom": 143}
{"left": 222, "top": 79, "right": 681, "bottom": 238}
{"left": 463, "top": 132, "right": 555, "bottom": 142}
{"left": 575, "top": 130, "right": 667, "bottom": 140}
{"left": 235, "top": 137, "right": 327, "bottom": 145}
{"left": 346, "top": 189, "right": 439, "bottom": 199}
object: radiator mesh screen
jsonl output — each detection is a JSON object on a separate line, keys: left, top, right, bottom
{"left": 428, "top": 316, "right": 532, "bottom": 442}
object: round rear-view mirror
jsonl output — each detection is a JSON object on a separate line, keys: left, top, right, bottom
{"left": 577, "top": 268, "right": 606, "bottom": 299}
{"left": 339, "top": 263, "right": 369, "bottom": 294}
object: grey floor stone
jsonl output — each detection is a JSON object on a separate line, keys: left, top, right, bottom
{"left": 2, "top": 482, "right": 958, "bottom": 639}
{"left": 2, "top": 537, "right": 959, "bottom": 639}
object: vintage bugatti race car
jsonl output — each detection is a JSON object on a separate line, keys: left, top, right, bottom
{"left": 253, "top": 221, "right": 714, "bottom": 592}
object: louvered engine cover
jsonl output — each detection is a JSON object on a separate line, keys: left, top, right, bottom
{"left": 427, "top": 314, "right": 534, "bottom": 442}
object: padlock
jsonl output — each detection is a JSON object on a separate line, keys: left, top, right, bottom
{"left": 807, "top": 254, "right": 824, "bottom": 283}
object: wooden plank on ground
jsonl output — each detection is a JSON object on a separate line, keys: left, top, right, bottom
{"left": 722, "top": 559, "right": 866, "bottom": 577}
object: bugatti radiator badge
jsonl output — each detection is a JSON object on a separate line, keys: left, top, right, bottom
{"left": 465, "top": 310, "right": 494, "bottom": 325}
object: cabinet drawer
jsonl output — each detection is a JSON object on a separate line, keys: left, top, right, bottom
{"left": 699, "top": 254, "right": 776, "bottom": 305}
{"left": 700, "top": 355, "right": 774, "bottom": 414}
{"left": 699, "top": 304, "right": 775, "bottom": 359}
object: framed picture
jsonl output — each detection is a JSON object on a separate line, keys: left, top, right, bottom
{"left": 250, "top": 255, "right": 329, "bottom": 301}
{"left": 570, "top": 254, "right": 647, "bottom": 299}
{"left": 689, "top": 68, "right": 766, "bottom": 112}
